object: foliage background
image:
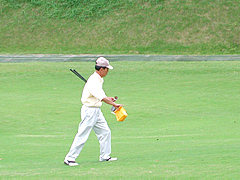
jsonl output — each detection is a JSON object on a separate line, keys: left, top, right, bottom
{"left": 0, "top": 0, "right": 239, "bottom": 54}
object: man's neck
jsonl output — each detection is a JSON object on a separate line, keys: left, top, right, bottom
{"left": 95, "top": 70, "right": 103, "bottom": 78}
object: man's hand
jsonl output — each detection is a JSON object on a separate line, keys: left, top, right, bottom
{"left": 109, "top": 97, "right": 116, "bottom": 102}
{"left": 113, "top": 103, "right": 122, "bottom": 109}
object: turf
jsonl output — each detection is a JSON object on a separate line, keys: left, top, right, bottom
{"left": 0, "top": 61, "right": 240, "bottom": 178}
{"left": 0, "top": 0, "right": 239, "bottom": 54}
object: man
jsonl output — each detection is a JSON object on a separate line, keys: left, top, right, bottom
{"left": 64, "top": 57, "right": 123, "bottom": 166}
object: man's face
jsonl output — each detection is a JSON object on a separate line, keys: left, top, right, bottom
{"left": 100, "top": 67, "right": 109, "bottom": 77}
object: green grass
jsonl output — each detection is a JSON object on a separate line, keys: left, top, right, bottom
{"left": 0, "top": 0, "right": 239, "bottom": 55}
{"left": 1, "top": 61, "right": 240, "bottom": 178}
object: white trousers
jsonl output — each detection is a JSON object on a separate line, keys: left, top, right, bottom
{"left": 65, "top": 105, "right": 111, "bottom": 161}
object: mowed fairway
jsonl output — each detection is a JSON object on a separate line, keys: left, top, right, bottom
{"left": 0, "top": 60, "right": 240, "bottom": 178}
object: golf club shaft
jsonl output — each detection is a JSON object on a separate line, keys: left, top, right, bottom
{"left": 70, "top": 69, "right": 87, "bottom": 83}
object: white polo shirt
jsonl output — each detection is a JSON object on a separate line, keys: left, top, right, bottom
{"left": 81, "top": 72, "right": 107, "bottom": 107}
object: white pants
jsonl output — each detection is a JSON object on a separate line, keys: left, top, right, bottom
{"left": 64, "top": 105, "right": 111, "bottom": 161}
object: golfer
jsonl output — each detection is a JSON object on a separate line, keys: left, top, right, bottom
{"left": 64, "top": 57, "right": 123, "bottom": 166}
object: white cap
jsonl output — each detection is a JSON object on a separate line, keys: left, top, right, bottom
{"left": 96, "top": 57, "right": 113, "bottom": 69}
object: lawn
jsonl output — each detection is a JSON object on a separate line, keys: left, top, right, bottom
{"left": 1, "top": 0, "right": 239, "bottom": 54}
{"left": 0, "top": 60, "right": 240, "bottom": 178}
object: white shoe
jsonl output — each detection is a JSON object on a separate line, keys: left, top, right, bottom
{"left": 100, "top": 157, "right": 118, "bottom": 162}
{"left": 64, "top": 160, "right": 79, "bottom": 166}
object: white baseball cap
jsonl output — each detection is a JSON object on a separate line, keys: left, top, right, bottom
{"left": 96, "top": 57, "right": 113, "bottom": 69}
